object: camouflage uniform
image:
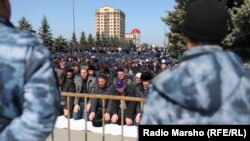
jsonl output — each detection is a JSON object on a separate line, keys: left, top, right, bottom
{"left": 0, "top": 16, "right": 60, "bottom": 140}
{"left": 140, "top": 45, "right": 250, "bottom": 124}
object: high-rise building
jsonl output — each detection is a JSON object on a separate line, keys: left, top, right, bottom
{"left": 95, "top": 6, "right": 125, "bottom": 39}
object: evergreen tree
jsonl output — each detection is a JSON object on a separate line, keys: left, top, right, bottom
{"left": 123, "top": 40, "right": 135, "bottom": 48}
{"left": 162, "top": 0, "right": 192, "bottom": 61}
{"left": 101, "top": 32, "right": 108, "bottom": 47}
{"left": 69, "top": 32, "right": 79, "bottom": 52}
{"left": 17, "top": 17, "right": 34, "bottom": 33}
{"left": 79, "top": 31, "right": 87, "bottom": 51}
{"left": 128, "top": 40, "right": 136, "bottom": 48}
{"left": 95, "top": 32, "right": 102, "bottom": 48}
{"left": 53, "top": 35, "right": 68, "bottom": 52}
{"left": 142, "top": 43, "right": 150, "bottom": 48}
{"left": 109, "top": 37, "right": 115, "bottom": 47}
{"left": 110, "top": 36, "right": 120, "bottom": 47}
{"left": 222, "top": 0, "right": 250, "bottom": 61}
{"left": 38, "top": 16, "right": 54, "bottom": 52}
{"left": 87, "top": 34, "right": 95, "bottom": 48}
{"left": 163, "top": 0, "right": 250, "bottom": 62}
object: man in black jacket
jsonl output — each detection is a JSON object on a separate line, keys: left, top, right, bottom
{"left": 89, "top": 75, "right": 113, "bottom": 126}
{"left": 61, "top": 69, "right": 76, "bottom": 118}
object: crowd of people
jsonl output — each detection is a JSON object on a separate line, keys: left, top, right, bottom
{"left": 53, "top": 48, "right": 172, "bottom": 126}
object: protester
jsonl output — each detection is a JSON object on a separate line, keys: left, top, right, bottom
{"left": 89, "top": 75, "right": 113, "bottom": 126}
{"left": 109, "top": 68, "right": 136, "bottom": 125}
{"left": 135, "top": 72, "right": 152, "bottom": 124}
{"left": 73, "top": 67, "right": 97, "bottom": 120}
{"left": 61, "top": 69, "right": 76, "bottom": 118}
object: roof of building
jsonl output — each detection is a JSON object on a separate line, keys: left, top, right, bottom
{"left": 132, "top": 28, "right": 140, "bottom": 34}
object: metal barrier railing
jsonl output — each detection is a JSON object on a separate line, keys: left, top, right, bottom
{"left": 52, "top": 92, "right": 145, "bottom": 141}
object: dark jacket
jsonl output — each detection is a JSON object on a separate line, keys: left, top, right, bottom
{"left": 150, "top": 66, "right": 161, "bottom": 75}
{"left": 62, "top": 78, "right": 76, "bottom": 92}
{"left": 73, "top": 75, "right": 97, "bottom": 104}
{"left": 89, "top": 84, "right": 114, "bottom": 113}
{"left": 61, "top": 78, "right": 76, "bottom": 110}
{"left": 134, "top": 84, "right": 147, "bottom": 115}
{"left": 109, "top": 77, "right": 136, "bottom": 117}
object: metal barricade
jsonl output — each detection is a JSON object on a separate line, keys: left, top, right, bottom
{"left": 52, "top": 92, "right": 145, "bottom": 141}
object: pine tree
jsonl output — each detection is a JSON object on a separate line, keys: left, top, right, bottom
{"left": 17, "top": 17, "right": 34, "bottom": 33}
{"left": 110, "top": 36, "right": 120, "bottom": 47}
{"left": 162, "top": 0, "right": 192, "bottom": 62}
{"left": 95, "top": 32, "right": 102, "bottom": 48}
{"left": 128, "top": 40, "right": 136, "bottom": 48}
{"left": 87, "top": 34, "right": 95, "bottom": 48}
{"left": 38, "top": 16, "right": 54, "bottom": 52}
{"left": 101, "top": 32, "right": 108, "bottom": 47}
{"left": 109, "top": 36, "right": 114, "bottom": 47}
{"left": 69, "top": 32, "right": 79, "bottom": 52}
{"left": 54, "top": 36, "right": 68, "bottom": 52}
{"left": 142, "top": 43, "right": 149, "bottom": 48}
{"left": 163, "top": 0, "right": 250, "bottom": 62}
{"left": 222, "top": 0, "right": 250, "bottom": 61}
{"left": 79, "top": 31, "right": 87, "bottom": 51}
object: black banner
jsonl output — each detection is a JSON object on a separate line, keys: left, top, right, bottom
{"left": 139, "top": 125, "right": 250, "bottom": 141}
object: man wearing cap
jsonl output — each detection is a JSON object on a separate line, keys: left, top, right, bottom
{"left": 159, "top": 60, "right": 168, "bottom": 73}
{"left": 141, "top": 0, "right": 250, "bottom": 124}
{"left": 143, "top": 59, "right": 152, "bottom": 73}
{"left": 134, "top": 73, "right": 142, "bottom": 86}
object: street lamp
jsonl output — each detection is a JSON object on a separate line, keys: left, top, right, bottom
{"left": 73, "top": 0, "right": 76, "bottom": 34}
{"left": 164, "top": 23, "right": 166, "bottom": 48}
{"left": 72, "top": 0, "right": 79, "bottom": 52}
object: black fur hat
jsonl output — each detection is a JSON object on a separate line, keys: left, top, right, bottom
{"left": 141, "top": 72, "right": 152, "bottom": 81}
{"left": 88, "top": 65, "right": 96, "bottom": 71}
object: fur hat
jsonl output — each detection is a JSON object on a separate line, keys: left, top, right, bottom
{"left": 88, "top": 65, "right": 96, "bottom": 71}
{"left": 117, "top": 67, "right": 125, "bottom": 72}
{"left": 141, "top": 72, "right": 152, "bottom": 81}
